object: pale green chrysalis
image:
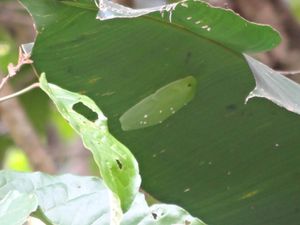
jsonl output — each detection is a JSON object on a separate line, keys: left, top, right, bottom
{"left": 120, "top": 76, "right": 197, "bottom": 131}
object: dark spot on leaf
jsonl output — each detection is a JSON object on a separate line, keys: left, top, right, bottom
{"left": 77, "top": 185, "right": 81, "bottom": 189}
{"left": 185, "top": 52, "right": 192, "bottom": 64}
{"left": 226, "top": 104, "right": 237, "bottom": 111}
{"left": 73, "top": 102, "right": 98, "bottom": 122}
{"left": 187, "top": 83, "right": 192, "bottom": 87}
{"left": 67, "top": 66, "right": 73, "bottom": 73}
{"left": 116, "top": 159, "right": 123, "bottom": 169}
{"left": 152, "top": 212, "right": 158, "bottom": 220}
{"left": 71, "top": 35, "right": 87, "bottom": 44}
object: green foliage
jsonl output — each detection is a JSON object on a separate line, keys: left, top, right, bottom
{"left": 18, "top": 0, "right": 300, "bottom": 224}
{"left": 39, "top": 74, "right": 141, "bottom": 212}
{"left": 1, "top": 0, "right": 300, "bottom": 224}
{"left": 0, "top": 191, "right": 38, "bottom": 225}
{"left": 0, "top": 171, "right": 204, "bottom": 225}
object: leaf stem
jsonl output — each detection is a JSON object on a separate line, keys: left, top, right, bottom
{"left": 0, "top": 82, "right": 40, "bottom": 103}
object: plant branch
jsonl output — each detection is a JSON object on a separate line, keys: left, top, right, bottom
{"left": 0, "top": 82, "right": 39, "bottom": 103}
{"left": 0, "top": 72, "right": 56, "bottom": 173}
{"left": 0, "top": 48, "right": 33, "bottom": 91}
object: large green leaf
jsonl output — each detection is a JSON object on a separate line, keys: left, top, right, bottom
{"left": 0, "top": 170, "right": 205, "bottom": 225}
{"left": 39, "top": 74, "right": 141, "bottom": 212}
{"left": 0, "top": 190, "right": 38, "bottom": 225}
{"left": 20, "top": 0, "right": 300, "bottom": 224}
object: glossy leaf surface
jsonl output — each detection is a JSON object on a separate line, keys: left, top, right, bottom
{"left": 20, "top": 0, "right": 300, "bottom": 224}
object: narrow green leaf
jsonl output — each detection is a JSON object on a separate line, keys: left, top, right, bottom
{"left": 0, "top": 190, "right": 38, "bottom": 225}
{"left": 39, "top": 74, "right": 141, "bottom": 212}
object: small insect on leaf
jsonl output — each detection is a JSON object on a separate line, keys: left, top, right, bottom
{"left": 120, "top": 76, "right": 197, "bottom": 131}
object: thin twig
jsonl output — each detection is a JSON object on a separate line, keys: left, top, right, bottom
{"left": 0, "top": 75, "right": 11, "bottom": 91}
{"left": 0, "top": 73, "right": 56, "bottom": 173}
{"left": 0, "top": 82, "right": 40, "bottom": 103}
{"left": 0, "top": 48, "right": 33, "bottom": 91}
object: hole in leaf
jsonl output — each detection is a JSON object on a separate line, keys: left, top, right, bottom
{"left": 73, "top": 102, "right": 98, "bottom": 122}
{"left": 116, "top": 159, "right": 123, "bottom": 169}
{"left": 152, "top": 212, "right": 158, "bottom": 220}
{"left": 226, "top": 104, "right": 237, "bottom": 111}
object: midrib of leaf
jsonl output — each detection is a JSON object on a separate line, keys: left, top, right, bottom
{"left": 60, "top": 1, "right": 98, "bottom": 11}
{"left": 48, "top": 0, "right": 247, "bottom": 58}
{"left": 142, "top": 15, "right": 242, "bottom": 57}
